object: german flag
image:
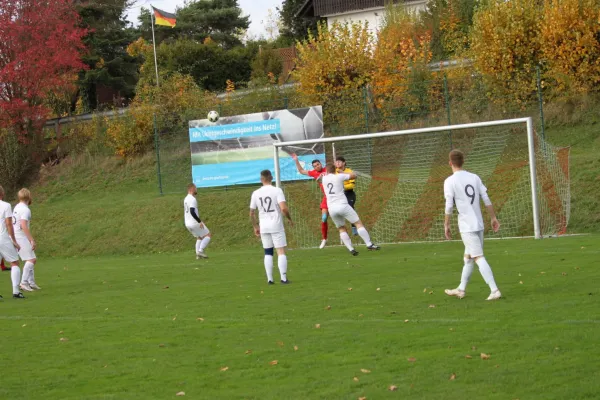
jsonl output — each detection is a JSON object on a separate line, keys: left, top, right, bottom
{"left": 153, "top": 6, "right": 176, "bottom": 28}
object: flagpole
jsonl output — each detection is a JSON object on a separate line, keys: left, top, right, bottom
{"left": 151, "top": 7, "right": 160, "bottom": 88}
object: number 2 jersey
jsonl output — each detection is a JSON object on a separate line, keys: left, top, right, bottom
{"left": 250, "top": 185, "right": 286, "bottom": 233}
{"left": 444, "top": 170, "right": 492, "bottom": 233}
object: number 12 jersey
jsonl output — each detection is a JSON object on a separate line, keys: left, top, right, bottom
{"left": 250, "top": 185, "right": 286, "bottom": 233}
{"left": 444, "top": 170, "right": 492, "bottom": 233}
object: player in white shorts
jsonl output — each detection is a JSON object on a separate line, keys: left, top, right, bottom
{"left": 443, "top": 150, "right": 502, "bottom": 301}
{"left": 13, "top": 188, "right": 41, "bottom": 291}
{"left": 0, "top": 185, "right": 25, "bottom": 299}
{"left": 321, "top": 164, "right": 380, "bottom": 256}
{"left": 249, "top": 170, "right": 293, "bottom": 284}
{"left": 184, "top": 183, "right": 212, "bottom": 259}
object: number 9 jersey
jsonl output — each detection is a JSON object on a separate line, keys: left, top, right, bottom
{"left": 444, "top": 170, "right": 492, "bottom": 233}
{"left": 250, "top": 185, "right": 286, "bottom": 234}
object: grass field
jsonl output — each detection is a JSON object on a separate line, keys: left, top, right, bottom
{"left": 1, "top": 235, "right": 599, "bottom": 399}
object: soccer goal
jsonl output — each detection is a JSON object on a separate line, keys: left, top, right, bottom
{"left": 272, "top": 117, "right": 570, "bottom": 248}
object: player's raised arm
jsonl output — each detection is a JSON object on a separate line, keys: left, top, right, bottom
{"left": 290, "top": 153, "right": 308, "bottom": 175}
{"left": 479, "top": 178, "right": 500, "bottom": 232}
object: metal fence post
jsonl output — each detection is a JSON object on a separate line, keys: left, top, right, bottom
{"left": 536, "top": 65, "right": 546, "bottom": 141}
{"left": 443, "top": 73, "right": 453, "bottom": 149}
{"left": 153, "top": 114, "right": 163, "bottom": 196}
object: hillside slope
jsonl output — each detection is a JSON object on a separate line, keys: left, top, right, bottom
{"left": 26, "top": 121, "right": 600, "bottom": 257}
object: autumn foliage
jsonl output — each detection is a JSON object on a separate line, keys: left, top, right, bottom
{"left": 540, "top": 0, "right": 600, "bottom": 93}
{"left": 0, "top": 0, "right": 87, "bottom": 136}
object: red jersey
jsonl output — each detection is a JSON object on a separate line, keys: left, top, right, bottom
{"left": 308, "top": 169, "right": 325, "bottom": 193}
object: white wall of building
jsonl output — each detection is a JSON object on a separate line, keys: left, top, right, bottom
{"left": 325, "top": 1, "right": 427, "bottom": 35}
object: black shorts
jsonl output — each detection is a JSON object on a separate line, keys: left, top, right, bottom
{"left": 344, "top": 190, "right": 356, "bottom": 208}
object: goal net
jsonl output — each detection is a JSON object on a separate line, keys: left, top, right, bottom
{"left": 273, "top": 118, "right": 570, "bottom": 249}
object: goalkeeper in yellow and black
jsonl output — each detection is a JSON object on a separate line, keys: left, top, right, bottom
{"left": 335, "top": 156, "right": 358, "bottom": 235}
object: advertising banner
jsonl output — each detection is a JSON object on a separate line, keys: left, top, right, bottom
{"left": 189, "top": 106, "right": 324, "bottom": 188}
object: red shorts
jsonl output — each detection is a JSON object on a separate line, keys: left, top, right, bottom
{"left": 320, "top": 196, "right": 328, "bottom": 210}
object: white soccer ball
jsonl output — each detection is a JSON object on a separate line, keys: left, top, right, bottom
{"left": 207, "top": 110, "right": 219, "bottom": 123}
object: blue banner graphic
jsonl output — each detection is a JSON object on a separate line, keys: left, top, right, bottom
{"left": 188, "top": 107, "right": 324, "bottom": 188}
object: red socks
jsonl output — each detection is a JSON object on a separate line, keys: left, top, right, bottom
{"left": 321, "top": 221, "right": 328, "bottom": 240}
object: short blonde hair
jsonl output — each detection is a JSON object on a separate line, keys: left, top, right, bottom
{"left": 18, "top": 188, "right": 32, "bottom": 205}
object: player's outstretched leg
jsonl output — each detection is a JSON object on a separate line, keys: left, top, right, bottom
{"left": 355, "top": 222, "right": 380, "bottom": 250}
{"left": 320, "top": 210, "right": 328, "bottom": 249}
{"left": 475, "top": 256, "right": 501, "bottom": 300}
{"left": 276, "top": 248, "right": 290, "bottom": 284}
{"left": 445, "top": 257, "right": 474, "bottom": 299}
{"left": 264, "top": 248, "right": 274, "bottom": 284}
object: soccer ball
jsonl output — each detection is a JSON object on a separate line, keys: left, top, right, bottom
{"left": 207, "top": 110, "right": 219, "bottom": 123}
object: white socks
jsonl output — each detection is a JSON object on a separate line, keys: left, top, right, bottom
{"left": 264, "top": 255, "right": 274, "bottom": 282}
{"left": 458, "top": 258, "right": 475, "bottom": 291}
{"left": 476, "top": 257, "right": 499, "bottom": 292}
{"left": 11, "top": 266, "right": 21, "bottom": 294}
{"left": 278, "top": 255, "right": 288, "bottom": 282}
{"left": 22, "top": 262, "right": 34, "bottom": 284}
{"left": 357, "top": 227, "right": 373, "bottom": 247}
{"left": 199, "top": 236, "right": 211, "bottom": 252}
{"left": 340, "top": 231, "right": 354, "bottom": 251}
{"left": 195, "top": 240, "right": 202, "bottom": 253}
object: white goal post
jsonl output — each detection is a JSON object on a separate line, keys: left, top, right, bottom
{"left": 273, "top": 117, "right": 570, "bottom": 247}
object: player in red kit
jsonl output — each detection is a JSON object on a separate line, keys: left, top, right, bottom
{"left": 291, "top": 153, "right": 329, "bottom": 248}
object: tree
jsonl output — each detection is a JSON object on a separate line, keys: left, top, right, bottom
{"left": 138, "top": 0, "right": 250, "bottom": 49}
{"left": 470, "top": 0, "right": 542, "bottom": 102}
{"left": 137, "top": 38, "right": 256, "bottom": 91}
{"left": 77, "top": 0, "right": 141, "bottom": 111}
{"left": 540, "top": 0, "right": 600, "bottom": 93}
{"left": 250, "top": 46, "right": 283, "bottom": 84}
{"left": 0, "top": 0, "right": 87, "bottom": 136}
{"left": 278, "top": 0, "right": 321, "bottom": 44}
{"left": 421, "top": 0, "right": 478, "bottom": 60}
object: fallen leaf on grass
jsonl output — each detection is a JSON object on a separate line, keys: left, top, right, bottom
{"left": 353, "top": 377, "right": 359, "bottom": 382}
{"left": 172, "top": 316, "right": 177, "bottom": 321}
{"left": 562, "top": 272, "right": 567, "bottom": 276}
{"left": 408, "top": 357, "right": 417, "bottom": 362}
{"left": 176, "top": 392, "right": 185, "bottom": 396}
{"left": 465, "top": 355, "right": 472, "bottom": 359}
{"left": 269, "top": 360, "right": 278, "bottom": 365}
{"left": 358, "top": 397, "right": 367, "bottom": 400}
{"left": 220, "top": 366, "right": 229, "bottom": 372}
{"left": 429, "top": 291, "right": 434, "bottom": 295}
{"left": 59, "top": 338, "right": 69, "bottom": 342}
{"left": 480, "top": 353, "right": 491, "bottom": 360}
{"left": 449, "top": 373, "right": 456, "bottom": 381}
{"left": 575, "top": 267, "right": 580, "bottom": 270}
{"left": 163, "top": 286, "right": 169, "bottom": 289}
{"left": 519, "top": 281, "right": 523, "bottom": 284}
{"left": 389, "top": 385, "right": 398, "bottom": 391}
{"left": 159, "top": 344, "right": 165, "bottom": 347}
{"left": 294, "top": 346, "right": 298, "bottom": 351}
{"left": 428, "top": 304, "right": 436, "bottom": 308}
{"left": 423, "top": 288, "right": 427, "bottom": 293}
{"left": 376, "top": 288, "right": 381, "bottom": 291}
{"left": 359, "top": 314, "right": 364, "bottom": 317}
{"left": 518, "top": 273, "right": 522, "bottom": 277}
{"left": 449, "top": 328, "right": 454, "bottom": 331}
{"left": 540, "top": 272, "right": 546, "bottom": 275}
{"left": 471, "top": 346, "right": 477, "bottom": 351}
{"left": 197, "top": 318, "right": 204, "bottom": 322}
{"left": 404, "top": 319, "right": 409, "bottom": 323}
{"left": 58, "top": 331, "right": 63, "bottom": 334}
{"left": 360, "top": 368, "right": 371, "bottom": 374}
{"left": 245, "top": 350, "right": 252, "bottom": 355}
{"left": 277, "top": 341, "right": 284, "bottom": 347}
{"left": 22, "top": 324, "right": 26, "bottom": 327}
{"left": 348, "top": 288, "right": 353, "bottom": 291}
{"left": 325, "top": 305, "right": 331, "bottom": 310}
{"left": 315, "top": 324, "right": 321, "bottom": 329}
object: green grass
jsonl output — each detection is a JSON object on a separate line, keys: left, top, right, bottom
{"left": 1, "top": 235, "right": 599, "bottom": 399}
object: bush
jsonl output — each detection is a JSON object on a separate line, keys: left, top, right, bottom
{"left": 470, "top": 0, "right": 542, "bottom": 103}
{"left": 541, "top": 0, "right": 600, "bottom": 94}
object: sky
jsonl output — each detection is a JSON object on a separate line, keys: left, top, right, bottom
{"left": 126, "top": 0, "right": 284, "bottom": 39}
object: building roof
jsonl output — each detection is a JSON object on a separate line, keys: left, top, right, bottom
{"left": 296, "top": 0, "right": 406, "bottom": 17}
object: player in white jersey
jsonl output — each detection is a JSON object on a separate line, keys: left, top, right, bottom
{"left": 249, "top": 170, "right": 293, "bottom": 284}
{"left": 443, "top": 150, "right": 501, "bottom": 301}
{"left": 0, "top": 185, "right": 25, "bottom": 299}
{"left": 184, "top": 183, "right": 212, "bottom": 259}
{"left": 321, "top": 164, "right": 380, "bottom": 255}
{"left": 13, "top": 188, "right": 41, "bottom": 291}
